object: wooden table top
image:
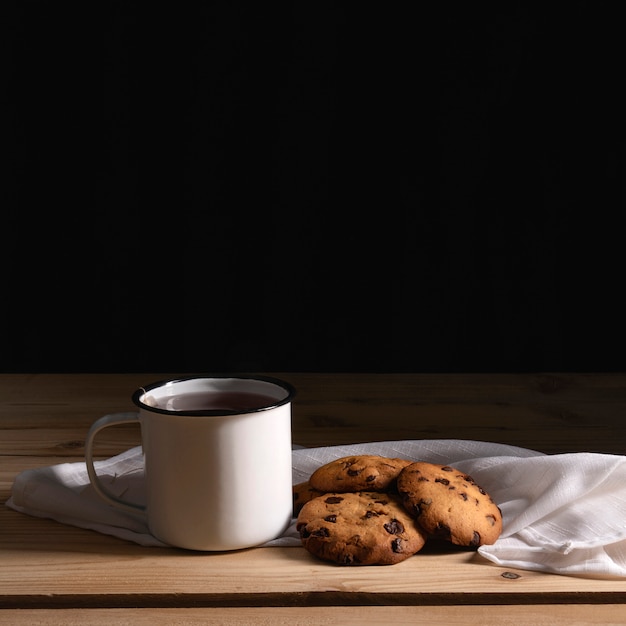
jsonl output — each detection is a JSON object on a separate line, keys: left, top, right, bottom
{"left": 1, "top": 372, "right": 625, "bottom": 625}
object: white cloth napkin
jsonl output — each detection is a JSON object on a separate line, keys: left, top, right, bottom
{"left": 6, "top": 439, "right": 626, "bottom": 578}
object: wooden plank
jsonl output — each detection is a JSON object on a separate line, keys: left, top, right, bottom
{"left": 286, "top": 372, "right": 626, "bottom": 453}
{"left": 0, "top": 426, "right": 141, "bottom": 458}
{"left": 1, "top": 605, "right": 625, "bottom": 625}
{"left": 1, "top": 373, "right": 626, "bottom": 454}
{"left": 1, "top": 510, "right": 624, "bottom": 608}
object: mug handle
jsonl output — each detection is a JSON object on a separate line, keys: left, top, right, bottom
{"left": 85, "top": 412, "right": 146, "bottom": 516}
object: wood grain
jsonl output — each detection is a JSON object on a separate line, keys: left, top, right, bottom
{"left": 1, "top": 605, "right": 625, "bottom": 625}
{"left": 1, "top": 513, "right": 625, "bottom": 608}
{"left": 1, "top": 373, "right": 625, "bottom": 456}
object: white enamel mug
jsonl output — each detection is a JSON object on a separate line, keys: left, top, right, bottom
{"left": 85, "top": 375, "right": 295, "bottom": 551}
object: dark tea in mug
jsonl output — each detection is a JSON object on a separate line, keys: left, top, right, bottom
{"left": 155, "top": 391, "right": 278, "bottom": 412}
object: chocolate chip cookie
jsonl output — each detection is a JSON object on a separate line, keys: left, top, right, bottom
{"left": 296, "top": 491, "right": 427, "bottom": 565}
{"left": 396, "top": 462, "right": 502, "bottom": 547}
{"left": 292, "top": 481, "right": 326, "bottom": 516}
{"left": 309, "top": 455, "right": 412, "bottom": 493}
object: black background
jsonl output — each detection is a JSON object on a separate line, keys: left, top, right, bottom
{"left": 4, "top": 2, "right": 625, "bottom": 373}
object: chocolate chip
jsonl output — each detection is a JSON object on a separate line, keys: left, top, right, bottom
{"left": 460, "top": 492, "right": 468, "bottom": 501}
{"left": 325, "top": 496, "right": 344, "bottom": 504}
{"left": 441, "top": 466, "right": 454, "bottom": 472}
{"left": 470, "top": 531, "right": 481, "bottom": 547}
{"left": 365, "top": 474, "right": 376, "bottom": 482}
{"left": 324, "top": 515, "right": 337, "bottom": 523}
{"left": 435, "top": 477, "right": 450, "bottom": 485}
{"left": 311, "top": 527, "right": 331, "bottom": 538}
{"left": 486, "top": 514, "right": 497, "bottom": 526}
{"left": 434, "top": 522, "right": 451, "bottom": 539}
{"left": 347, "top": 468, "right": 362, "bottom": 476}
{"left": 384, "top": 519, "right": 405, "bottom": 535}
{"left": 391, "top": 538, "right": 403, "bottom": 553}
